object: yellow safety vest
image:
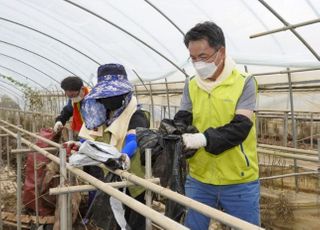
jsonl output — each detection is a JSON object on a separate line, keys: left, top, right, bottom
{"left": 95, "top": 131, "right": 145, "bottom": 198}
{"left": 188, "top": 69, "right": 259, "bottom": 185}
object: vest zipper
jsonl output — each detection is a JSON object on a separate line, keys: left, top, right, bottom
{"left": 240, "top": 143, "right": 250, "bottom": 167}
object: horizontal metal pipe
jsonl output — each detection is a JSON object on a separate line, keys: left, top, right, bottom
{"left": 50, "top": 178, "right": 160, "bottom": 195}
{"left": 257, "top": 109, "right": 320, "bottom": 113}
{"left": 257, "top": 115, "right": 320, "bottom": 121}
{"left": 260, "top": 171, "right": 320, "bottom": 180}
{"left": 0, "top": 124, "right": 187, "bottom": 230}
{"left": 259, "top": 144, "right": 318, "bottom": 156}
{"left": 252, "top": 67, "right": 320, "bottom": 77}
{"left": 250, "top": 18, "right": 320, "bottom": 38}
{"left": 258, "top": 149, "right": 319, "bottom": 162}
{"left": 257, "top": 0, "right": 320, "bottom": 61}
{"left": 0, "top": 108, "right": 55, "bottom": 117}
{"left": 0, "top": 134, "right": 9, "bottom": 137}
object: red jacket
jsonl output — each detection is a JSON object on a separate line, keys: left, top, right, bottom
{"left": 71, "top": 87, "right": 90, "bottom": 132}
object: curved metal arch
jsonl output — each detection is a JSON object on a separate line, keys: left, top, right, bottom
{"left": 0, "top": 39, "right": 90, "bottom": 85}
{"left": 0, "top": 16, "right": 100, "bottom": 65}
{"left": 240, "top": 0, "right": 285, "bottom": 54}
{"left": 2, "top": 2, "right": 126, "bottom": 68}
{"left": 0, "top": 85, "right": 23, "bottom": 106}
{"left": 104, "top": 1, "right": 179, "bottom": 61}
{"left": 144, "top": 0, "right": 185, "bottom": 36}
{"left": 0, "top": 85, "right": 23, "bottom": 100}
{"left": 64, "top": 0, "right": 188, "bottom": 78}
{"left": 0, "top": 64, "right": 48, "bottom": 90}
{"left": 0, "top": 76, "right": 26, "bottom": 95}
{"left": 306, "top": 0, "right": 320, "bottom": 18}
{"left": 258, "top": 0, "right": 320, "bottom": 61}
{"left": 2, "top": 2, "right": 168, "bottom": 82}
{"left": 0, "top": 52, "right": 59, "bottom": 84}
{"left": 11, "top": 0, "right": 160, "bottom": 76}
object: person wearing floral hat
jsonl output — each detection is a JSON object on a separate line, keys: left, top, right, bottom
{"left": 80, "top": 63, "right": 150, "bottom": 230}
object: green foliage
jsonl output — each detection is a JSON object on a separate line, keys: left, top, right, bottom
{"left": 1, "top": 75, "right": 43, "bottom": 111}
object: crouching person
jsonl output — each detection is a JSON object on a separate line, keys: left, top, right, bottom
{"left": 80, "top": 63, "right": 150, "bottom": 230}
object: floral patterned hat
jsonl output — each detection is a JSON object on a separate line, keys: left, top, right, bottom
{"left": 85, "top": 63, "right": 133, "bottom": 100}
{"left": 81, "top": 63, "right": 133, "bottom": 130}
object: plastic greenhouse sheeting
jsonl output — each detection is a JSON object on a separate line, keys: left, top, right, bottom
{"left": 0, "top": 0, "right": 319, "bottom": 93}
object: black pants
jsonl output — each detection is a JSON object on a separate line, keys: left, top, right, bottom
{"left": 83, "top": 166, "right": 104, "bottom": 205}
{"left": 121, "top": 191, "right": 146, "bottom": 230}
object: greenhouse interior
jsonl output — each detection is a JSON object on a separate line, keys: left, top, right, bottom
{"left": 0, "top": 0, "right": 320, "bottom": 229}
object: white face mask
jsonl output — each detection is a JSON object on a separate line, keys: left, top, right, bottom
{"left": 192, "top": 49, "right": 221, "bottom": 80}
{"left": 193, "top": 61, "right": 218, "bottom": 80}
{"left": 70, "top": 88, "right": 84, "bottom": 103}
{"left": 71, "top": 95, "right": 82, "bottom": 103}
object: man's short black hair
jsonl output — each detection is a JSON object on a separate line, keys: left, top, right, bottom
{"left": 61, "top": 76, "right": 83, "bottom": 91}
{"left": 184, "top": 21, "right": 225, "bottom": 49}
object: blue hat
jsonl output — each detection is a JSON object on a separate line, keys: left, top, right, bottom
{"left": 86, "top": 63, "right": 133, "bottom": 100}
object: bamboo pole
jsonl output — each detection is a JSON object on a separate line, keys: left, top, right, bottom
{"left": 16, "top": 111, "right": 21, "bottom": 126}
{"left": 0, "top": 134, "right": 2, "bottom": 166}
{"left": 11, "top": 147, "right": 57, "bottom": 154}
{"left": 30, "top": 122, "right": 40, "bottom": 227}
{"left": 16, "top": 131, "right": 22, "bottom": 230}
{"left": 14, "top": 119, "right": 316, "bottom": 229}
{"left": 284, "top": 112, "right": 288, "bottom": 146}
{"left": 310, "top": 112, "right": 314, "bottom": 149}
{"left": 6, "top": 135, "right": 9, "bottom": 169}
{"left": 287, "top": 67, "right": 299, "bottom": 191}
{"left": 0, "top": 125, "right": 189, "bottom": 230}
{"left": 0, "top": 180, "right": 3, "bottom": 230}
{"left": 59, "top": 148, "right": 67, "bottom": 230}
{"left": 145, "top": 148, "right": 152, "bottom": 230}
{"left": 23, "top": 111, "right": 27, "bottom": 130}
{"left": 50, "top": 178, "right": 160, "bottom": 195}
{"left": 33, "top": 150, "right": 39, "bottom": 227}
{"left": 67, "top": 171, "right": 72, "bottom": 230}
{"left": 149, "top": 82, "right": 155, "bottom": 128}
{"left": 165, "top": 78, "right": 171, "bottom": 119}
{"left": 110, "top": 169, "right": 262, "bottom": 230}
{"left": 0, "top": 120, "right": 264, "bottom": 230}
{"left": 317, "top": 138, "right": 320, "bottom": 216}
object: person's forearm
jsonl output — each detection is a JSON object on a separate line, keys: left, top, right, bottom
{"left": 204, "top": 114, "right": 253, "bottom": 155}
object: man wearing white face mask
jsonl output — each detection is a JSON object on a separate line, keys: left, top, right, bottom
{"left": 54, "top": 76, "right": 90, "bottom": 134}
{"left": 174, "top": 21, "right": 260, "bottom": 229}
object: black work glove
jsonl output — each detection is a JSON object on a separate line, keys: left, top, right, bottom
{"left": 104, "top": 158, "right": 122, "bottom": 170}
